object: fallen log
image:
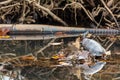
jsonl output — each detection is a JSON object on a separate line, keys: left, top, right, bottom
{"left": 0, "top": 24, "right": 120, "bottom": 40}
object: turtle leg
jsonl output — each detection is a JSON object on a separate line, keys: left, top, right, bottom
{"left": 89, "top": 54, "right": 98, "bottom": 63}
{"left": 82, "top": 31, "right": 93, "bottom": 39}
{"left": 83, "top": 31, "right": 89, "bottom": 38}
{"left": 84, "top": 74, "right": 92, "bottom": 80}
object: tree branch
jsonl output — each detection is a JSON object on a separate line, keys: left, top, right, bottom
{"left": 26, "top": 0, "right": 68, "bottom": 26}
{"left": 100, "top": 0, "right": 119, "bottom": 28}
{"left": 0, "top": 0, "right": 12, "bottom": 5}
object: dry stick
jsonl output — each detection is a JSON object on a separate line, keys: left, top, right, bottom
{"left": 38, "top": 68, "right": 57, "bottom": 76}
{"left": 0, "top": 3, "right": 20, "bottom": 10}
{"left": 34, "top": 38, "right": 56, "bottom": 58}
{"left": 37, "top": 0, "right": 40, "bottom": 4}
{"left": 0, "top": 0, "right": 12, "bottom": 5}
{"left": 1, "top": 7, "right": 13, "bottom": 20}
{"left": 100, "top": 0, "right": 119, "bottom": 28}
{"left": 0, "top": 53, "right": 16, "bottom": 56}
{"left": 19, "top": 0, "right": 26, "bottom": 23}
{"left": 34, "top": 3, "right": 68, "bottom": 26}
{"left": 74, "top": 4, "right": 78, "bottom": 25}
{"left": 111, "top": 2, "right": 120, "bottom": 10}
{"left": 25, "top": 41, "right": 28, "bottom": 53}
{"left": 88, "top": 0, "right": 95, "bottom": 7}
{"left": 104, "top": 39, "right": 110, "bottom": 47}
{"left": 107, "top": 0, "right": 114, "bottom": 7}
{"left": 106, "top": 40, "right": 116, "bottom": 50}
{"left": 2, "top": 54, "right": 33, "bottom": 63}
{"left": 26, "top": 0, "right": 68, "bottom": 26}
{"left": 100, "top": 72, "right": 120, "bottom": 74}
{"left": 113, "top": 77, "right": 120, "bottom": 80}
{"left": 63, "top": 2, "right": 94, "bottom": 22}
{"left": 96, "top": 12, "right": 104, "bottom": 27}
{"left": 65, "top": 2, "right": 99, "bottom": 26}
{"left": 77, "top": 2, "right": 100, "bottom": 26}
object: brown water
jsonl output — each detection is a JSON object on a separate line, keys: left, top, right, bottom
{"left": 0, "top": 40, "right": 120, "bottom": 80}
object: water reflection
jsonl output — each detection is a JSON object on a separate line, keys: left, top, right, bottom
{"left": 0, "top": 40, "right": 120, "bottom": 80}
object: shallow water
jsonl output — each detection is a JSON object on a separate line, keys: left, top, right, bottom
{"left": 0, "top": 40, "right": 120, "bottom": 80}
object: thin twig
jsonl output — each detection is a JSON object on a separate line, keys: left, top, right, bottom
{"left": 100, "top": 0, "right": 119, "bottom": 28}
{"left": 113, "top": 77, "right": 120, "bottom": 80}
{"left": 34, "top": 38, "right": 56, "bottom": 58}
{"left": 26, "top": 0, "right": 68, "bottom": 26}
{"left": 107, "top": 0, "right": 114, "bottom": 7}
{"left": 106, "top": 40, "right": 116, "bottom": 50}
{"left": 19, "top": 0, "right": 26, "bottom": 23}
{"left": 63, "top": 2, "right": 99, "bottom": 25}
{"left": 0, "top": 3, "right": 20, "bottom": 10}
{"left": 0, "top": 0, "right": 12, "bottom": 5}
